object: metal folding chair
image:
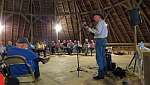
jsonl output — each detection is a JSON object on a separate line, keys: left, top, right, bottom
{"left": 4, "top": 55, "right": 37, "bottom": 85}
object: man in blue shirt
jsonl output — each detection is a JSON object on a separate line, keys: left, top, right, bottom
{"left": 87, "top": 14, "right": 108, "bottom": 80}
{"left": 7, "top": 38, "right": 49, "bottom": 79}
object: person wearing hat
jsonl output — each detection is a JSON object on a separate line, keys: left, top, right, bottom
{"left": 7, "top": 37, "right": 49, "bottom": 79}
{"left": 86, "top": 14, "right": 108, "bottom": 79}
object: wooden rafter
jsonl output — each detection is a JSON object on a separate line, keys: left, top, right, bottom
{"left": 108, "top": 12, "right": 125, "bottom": 42}
{"left": 17, "top": 0, "right": 24, "bottom": 39}
{"left": 107, "top": 18, "right": 119, "bottom": 42}
{"left": 0, "top": 0, "right": 4, "bottom": 41}
{"left": 114, "top": 7, "right": 132, "bottom": 42}
{"left": 67, "top": 0, "right": 75, "bottom": 40}
{"left": 60, "top": 0, "right": 71, "bottom": 39}
{"left": 74, "top": 1, "right": 82, "bottom": 41}
{"left": 108, "top": 0, "right": 133, "bottom": 42}
{"left": 98, "top": 0, "right": 122, "bottom": 42}
{"left": 11, "top": 0, "right": 15, "bottom": 42}
{"left": 81, "top": 0, "right": 87, "bottom": 12}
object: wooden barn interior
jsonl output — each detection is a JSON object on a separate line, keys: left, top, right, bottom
{"left": 0, "top": 0, "right": 150, "bottom": 85}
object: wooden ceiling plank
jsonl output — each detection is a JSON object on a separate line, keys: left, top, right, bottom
{"left": 11, "top": 0, "right": 15, "bottom": 42}
{"left": 67, "top": 0, "right": 75, "bottom": 40}
{"left": 109, "top": 0, "right": 132, "bottom": 43}
{"left": 61, "top": 0, "right": 71, "bottom": 39}
{"left": 17, "top": 0, "right": 24, "bottom": 39}
{"left": 99, "top": 0, "right": 122, "bottom": 42}
{"left": 74, "top": 1, "right": 82, "bottom": 41}
{"left": 81, "top": 0, "right": 87, "bottom": 12}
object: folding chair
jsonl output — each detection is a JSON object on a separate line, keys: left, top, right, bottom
{"left": 4, "top": 55, "right": 37, "bottom": 85}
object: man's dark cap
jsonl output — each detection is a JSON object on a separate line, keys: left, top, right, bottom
{"left": 17, "top": 37, "right": 29, "bottom": 43}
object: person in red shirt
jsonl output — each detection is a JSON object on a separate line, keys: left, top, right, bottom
{"left": 0, "top": 71, "right": 5, "bottom": 85}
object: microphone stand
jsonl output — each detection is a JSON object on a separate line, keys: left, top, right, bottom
{"left": 70, "top": 43, "right": 88, "bottom": 77}
{"left": 70, "top": 22, "right": 93, "bottom": 77}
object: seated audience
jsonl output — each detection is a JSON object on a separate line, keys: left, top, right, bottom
{"left": 51, "top": 41, "right": 56, "bottom": 55}
{"left": 88, "top": 40, "right": 95, "bottom": 56}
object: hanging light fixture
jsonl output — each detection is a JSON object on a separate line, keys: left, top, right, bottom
{"left": 55, "top": 23, "right": 62, "bottom": 32}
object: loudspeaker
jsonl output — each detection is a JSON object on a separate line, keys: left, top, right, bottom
{"left": 129, "top": 8, "right": 141, "bottom": 26}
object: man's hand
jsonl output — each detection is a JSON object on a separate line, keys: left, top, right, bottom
{"left": 84, "top": 25, "right": 89, "bottom": 29}
{"left": 88, "top": 27, "right": 93, "bottom": 32}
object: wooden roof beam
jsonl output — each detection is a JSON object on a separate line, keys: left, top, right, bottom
{"left": 57, "top": 0, "right": 127, "bottom": 16}
{"left": 17, "top": 0, "right": 24, "bottom": 39}
{"left": 67, "top": 0, "right": 76, "bottom": 40}
{"left": 74, "top": 1, "right": 82, "bottom": 41}
{"left": 106, "top": 17, "right": 118, "bottom": 42}
{"left": 60, "top": 0, "right": 71, "bottom": 39}
{"left": 108, "top": 12, "right": 126, "bottom": 43}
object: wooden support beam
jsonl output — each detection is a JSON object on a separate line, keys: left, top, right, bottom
{"left": 0, "top": 0, "right": 4, "bottom": 21}
{"left": 142, "top": 48, "right": 150, "bottom": 85}
{"left": 106, "top": 17, "right": 118, "bottom": 42}
{"left": 81, "top": 0, "right": 87, "bottom": 12}
{"left": 17, "top": 0, "right": 24, "bottom": 39}
{"left": 141, "top": 12, "right": 150, "bottom": 35}
{"left": 4, "top": 11, "right": 30, "bottom": 23}
{"left": 119, "top": 5, "right": 135, "bottom": 40}
{"left": 11, "top": 0, "right": 15, "bottom": 43}
{"left": 0, "top": 0, "right": 4, "bottom": 40}
{"left": 107, "top": 43, "right": 150, "bottom": 47}
{"left": 108, "top": 13, "right": 125, "bottom": 43}
{"left": 141, "top": 11, "right": 150, "bottom": 27}
{"left": 67, "top": 0, "right": 75, "bottom": 40}
{"left": 74, "top": 1, "right": 82, "bottom": 41}
{"left": 87, "top": 0, "right": 93, "bottom": 11}
{"left": 30, "top": 0, "right": 33, "bottom": 42}
{"left": 60, "top": 0, "right": 71, "bottom": 39}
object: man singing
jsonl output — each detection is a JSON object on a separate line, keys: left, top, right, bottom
{"left": 87, "top": 14, "right": 108, "bottom": 80}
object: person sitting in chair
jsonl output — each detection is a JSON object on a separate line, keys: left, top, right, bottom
{"left": 36, "top": 41, "right": 47, "bottom": 57}
{"left": 7, "top": 38, "right": 49, "bottom": 79}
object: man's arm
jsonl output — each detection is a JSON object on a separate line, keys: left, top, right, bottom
{"left": 84, "top": 25, "right": 97, "bottom": 34}
{"left": 88, "top": 28, "right": 97, "bottom": 34}
{"left": 88, "top": 21, "right": 106, "bottom": 35}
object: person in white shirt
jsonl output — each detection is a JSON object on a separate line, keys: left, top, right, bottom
{"left": 87, "top": 14, "right": 108, "bottom": 80}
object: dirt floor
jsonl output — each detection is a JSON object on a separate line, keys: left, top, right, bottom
{"left": 20, "top": 54, "right": 143, "bottom": 85}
